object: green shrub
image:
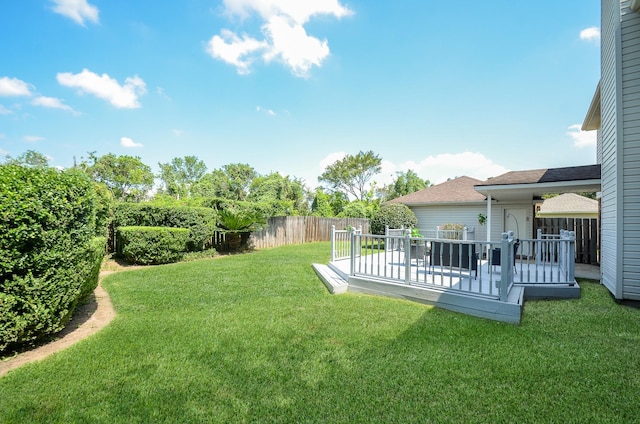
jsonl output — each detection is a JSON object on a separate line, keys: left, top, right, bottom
{"left": 78, "top": 237, "right": 106, "bottom": 300}
{"left": 0, "top": 165, "right": 98, "bottom": 351}
{"left": 113, "top": 203, "right": 216, "bottom": 252}
{"left": 117, "top": 226, "right": 190, "bottom": 265}
{"left": 370, "top": 203, "right": 418, "bottom": 235}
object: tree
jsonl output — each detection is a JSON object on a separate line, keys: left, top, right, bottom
{"left": 370, "top": 203, "right": 418, "bottom": 235}
{"left": 318, "top": 150, "right": 382, "bottom": 201}
{"left": 311, "top": 188, "right": 335, "bottom": 217}
{"left": 158, "top": 155, "right": 207, "bottom": 199}
{"left": 191, "top": 163, "right": 257, "bottom": 201}
{"left": 383, "top": 170, "right": 431, "bottom": 200}
{"left": 82, "top": 152, "right": 154, "bottom": 202}
{"left": 4, "top": 150, "right": 50, "bottom": 168}
{"left": 248, "top": 172, "right": 309, "bottom": 215}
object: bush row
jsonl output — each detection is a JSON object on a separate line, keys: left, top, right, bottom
{"left": 113, "top": 203, "right": 216, "bottom": 252}
{"left": 0, "top": 165, "right": 105, "bottom": 352}
{"left": 117, "top": 227, "right": 190, "bottom": 265}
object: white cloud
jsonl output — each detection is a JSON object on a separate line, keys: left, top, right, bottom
{"left": 24, "top": 135, "right": 45, "bottom": 142}
{"left": 51, "top": 0, "right": 99, "bottom": 26}
{"left": 580, "top": 26, "right": 600, "bottom": 42}
{"left": 120, "top": 136, "right": 143, "bottom": 148}
{"left": 262, "top": 16, "right": 330, "bottom": 77}
{"left": 0, "top": 105, "right": 12, "bottom": 115}
{"left": 32, "top": 96, "right": 73, "bottom": 112}
{"left": 0, "top": 77, "right": 32, "bottom": 97}
{"left": 207, "top": 0, "right": 352, "bottom": 76}
{"left": 222, "top": 0, "right": 353, "bottom": 24}
{"left": 567, "top": 124, "right": 597, "bottom": 148}
{"left": 172, "top": 129, "right": 184, "bottom": 137}
{"left": 57, "top": 69, "right": 147, "bottom": 109}
{"left": 256, "top": 105, "right": 277, "bottom": 116}
{"left": 399, "top": 152, "right": 510, "bottom": 185}
{"left": 206, "top": 30, "right": 268, "bottom": 75}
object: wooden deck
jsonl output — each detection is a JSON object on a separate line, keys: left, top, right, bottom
{"left": 313, "top": 250, "right": 580, "bottom": 325}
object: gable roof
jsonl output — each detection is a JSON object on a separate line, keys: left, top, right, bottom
{"left": 537, "top": 193, "right": 599, "bottom": 218}
{"left": 388, "top": 176, "right": 487, "bottom": 205}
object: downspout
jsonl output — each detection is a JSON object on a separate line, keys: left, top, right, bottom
{"left": 631, "top": 0, "right": 640, "bottom": 12}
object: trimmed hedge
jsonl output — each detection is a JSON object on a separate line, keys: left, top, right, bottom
{"left": 113, "top": 203, "right": 216, "bottom": 252}
{"left": 370, "top": 203, "right": 418, "bottom": 235}
{"left": 79, "top": 237, "right": 107, "bottom": 300}
{"left": 0, "top": 165, "right": 102, "bottom": 352}
{"left": 117, "top": 226, "right": 190, "bottom": 265}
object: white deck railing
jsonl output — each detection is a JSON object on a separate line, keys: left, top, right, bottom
{"left": 330, "top": 225, "right": 362, "bottom": 262}
{"left": 330, "top": 229, "right": 577, "bottom": 300}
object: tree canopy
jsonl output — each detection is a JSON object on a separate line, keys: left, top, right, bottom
{"left": 4, "top": 150, "right": 50, "bottom": 168}
{"left": 318, "top": 150, "right": 382, "bottom": 201}
{"left": 158, "top": 155, "right": 207, "bottom": 199}
{"left": 382, "top": 169, "right": 431, "bottom": 200}
{"left": 81, "top": 152, "right": 154, "bottom": 202}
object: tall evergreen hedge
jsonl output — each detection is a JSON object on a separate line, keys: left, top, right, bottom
{"left": 0, "top": 165, "right": 104, "bottom": 352}
{"left": 112, "top": 203, "right": 216, "bottom": 251}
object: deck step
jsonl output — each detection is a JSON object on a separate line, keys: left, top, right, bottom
{"left": 312, "top": 263, "right": 348, "bottom": 294}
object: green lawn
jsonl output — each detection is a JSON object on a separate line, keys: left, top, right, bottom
{"left": 1, "top": 243, "right": 639, "bottom": 423}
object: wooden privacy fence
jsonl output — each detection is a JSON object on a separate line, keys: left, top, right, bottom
{"left": 248, "top": 216, "right": 370, "bottom": 250}
{"left": 534, "top": 217, "right": 599, "bottom": 265}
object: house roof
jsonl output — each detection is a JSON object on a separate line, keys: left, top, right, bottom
{"left": 474, "top": 164, "right": 601, "bottom": 201}
{"left": 537, "top": 193, "right": 599, "bottom": 218}
{"left": 388, "top": 176, "right": 487, "bottom": 205}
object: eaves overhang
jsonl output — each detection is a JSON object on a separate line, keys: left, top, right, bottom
{"left": 475, "top": 179, "right": 602, "bottom": 202}
{"left": 582, "top": 81, "right": 601, "bottom": 131}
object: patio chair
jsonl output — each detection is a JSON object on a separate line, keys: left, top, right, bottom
{"left": 429, "top": 242, "right": 478, "bottom": 279}
{"left": 491, "top": 239, "right": 520, "bottom": 274}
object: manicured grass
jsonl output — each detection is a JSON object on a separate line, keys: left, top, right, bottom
{"left": 1, "top": 242, "right": 639, "bottom": 423}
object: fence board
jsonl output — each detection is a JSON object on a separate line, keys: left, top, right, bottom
{"left": 246, "top": 216, "right": 370, "bottom": 250}
{"left": 534, "top": 217, "right": 599, "bottom": 264}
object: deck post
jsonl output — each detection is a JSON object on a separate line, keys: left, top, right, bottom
{"left": 499, "top": 232, "right": 513, "bottom": 302}
{"left": 350, "top": 228, "right": 356, "bottom": 276}
{"left": 404, "top": 232, "right": 411, "bottom": 283}
{"left": 536, "top": 228, "right": 542, "bottom": 267}
{"left": 330, "top": 225, "right": 336, "bottom": 262}
{"left": 567, "top": 231, "right": 576, "bottom": 282}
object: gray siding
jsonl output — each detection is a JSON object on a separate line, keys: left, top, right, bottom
{"left": 621, "top": 2, "right": 640, "bottom": 299}
{"left": 599, "top": 0, "right": 621, "bottom": 297}
{"left": 409, "top": 202, "right": 534, "bottom": 244}
{"left": 410, "top": 205, "right": 487, "bottom": 241}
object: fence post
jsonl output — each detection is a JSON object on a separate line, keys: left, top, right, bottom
{"left": 463, "top": 227, "right": 468, "bottom": 241}
{"left": 499, "top": 232, "right": 513, "bottom": 302}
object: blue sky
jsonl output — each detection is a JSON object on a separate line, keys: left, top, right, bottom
{"left": 1, "top": 0, "right": 600, "bottom": 189}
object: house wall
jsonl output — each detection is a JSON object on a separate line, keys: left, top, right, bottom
{"left": 409, "top": 202, "right": 534, "bottom": 244}
{"left": 599, "top": 0, "right": 622, "bottom": 297}
{"left": 621, "top": 1, "right": 640, "bottom": 299}
{"left": 410, "top": 204, "right": 486, "bottom": 240}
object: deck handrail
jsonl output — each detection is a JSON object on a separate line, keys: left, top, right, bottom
{"left": 345, "top": 232, "right": 516, "bottom": 299}
{"left": 330, "top": 225, "right": 362, "bottom": 262}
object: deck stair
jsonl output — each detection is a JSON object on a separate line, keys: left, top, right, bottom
{"left": 312, "top": 263, "right": 348, "bottom": 294}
